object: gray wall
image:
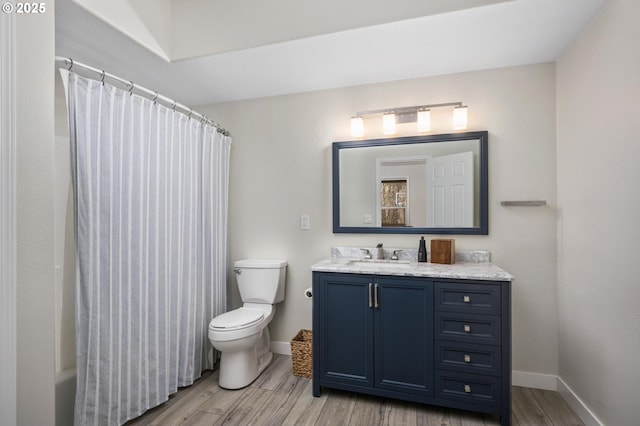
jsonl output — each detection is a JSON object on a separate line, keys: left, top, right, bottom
{"left": 199, "top": 62, "right": 559, "bottom": 380}
{"left": 557, "top": 0, "right": 640, "bottom": 424}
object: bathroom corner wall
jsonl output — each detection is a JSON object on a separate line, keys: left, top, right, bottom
{"left": 15, "top": 1, "right": 57, "bottom": 424}
{"left": 557, "top": 0, "right": 640, "bottom": 424}
{"left": 54, "top": 70, "right": 76, "bottom": 374}
{"left": 198, "top": 62, "right": 559, "bottom": 380}
{"left": 53, "top": 67, "right": 77, "bottom": 426}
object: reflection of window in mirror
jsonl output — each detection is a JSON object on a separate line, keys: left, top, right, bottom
{"left": 381, "top": 179, "right": 408, "bottom": 226}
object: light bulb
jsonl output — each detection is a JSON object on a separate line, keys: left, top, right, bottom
{"left": 382, "top": 112, "right": 396, "bottom": 135}
{"left": 350, "top": 116, "right": 364, "bottom": 138}
{"left": 417, "top": 109, "right": 431, "bottom": 132}
{"left": 453, "top": 106, "right": 468, "bottom": 130}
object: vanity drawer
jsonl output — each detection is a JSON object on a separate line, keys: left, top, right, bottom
{"left": 435, "top": 341, "right": 501, "bottom": 376}
{"left": 436, "top": 370, "right": 500, "bottom": 408}
{"left": 435, "top": 282, "right": 501, "bottom": 315}
{"left": 436, "top": 312, "right": 501, "bottom": 345}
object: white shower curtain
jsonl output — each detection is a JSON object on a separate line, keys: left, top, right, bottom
{"left": 63, "top": 71, "right": 231, "bottom": 425}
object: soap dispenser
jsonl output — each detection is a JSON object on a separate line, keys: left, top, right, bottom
{"left": 418, "top": 236, "right": 427, "bottom": 262}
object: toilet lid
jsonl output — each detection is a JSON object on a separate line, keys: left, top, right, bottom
{"left": 210, "top": 308, "right": 264, "bottom": 331}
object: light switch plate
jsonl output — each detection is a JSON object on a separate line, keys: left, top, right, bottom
{"left": 300, "top": 214, "right": 310, "bottom": 230}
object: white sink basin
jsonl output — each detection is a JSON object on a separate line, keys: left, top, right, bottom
{"left": 348, "top": 260, "right": 412, "bottom": 269}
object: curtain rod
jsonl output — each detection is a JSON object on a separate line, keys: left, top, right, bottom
{"left": 55, "top": 56, "right": 229, "bottom": 136}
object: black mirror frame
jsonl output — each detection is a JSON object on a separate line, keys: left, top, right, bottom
{"left": 332, "top": 131, "right": 489, "bottom": 235}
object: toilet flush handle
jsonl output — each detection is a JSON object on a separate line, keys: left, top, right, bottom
{"left": 234, "top": 268, "right": 242, "bottom": 275}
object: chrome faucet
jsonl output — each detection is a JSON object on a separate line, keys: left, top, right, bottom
{"left": 376, "top": 243, "right": 384, "bottom": 260}
{"left": 391, "top": 249, "right": 403, "bottom": 261}
{"left": 360, "top": 248, "right": 372, "bottom": 259}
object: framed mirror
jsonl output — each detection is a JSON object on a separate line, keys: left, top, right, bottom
{"left": 333, "top": 131, "right": 488, "bottom": 234}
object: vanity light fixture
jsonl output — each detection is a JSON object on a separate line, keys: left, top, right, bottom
{"left": 350, "top": 102, "right": 468, "bottom": 138}
{"left": 417, "top": 109, "right": 431, "bottom": 132}
{"left": 453, "top": 105, "right": 468, "bottom": 130}
{"left": 382, "top": 112, "right": 396, "bottom": 135}
{"left": 350, "top": 116, "right": 364, "bottom": 138}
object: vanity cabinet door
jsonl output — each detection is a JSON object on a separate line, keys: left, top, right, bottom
{"left": 314, "top": 273, "right": 433, "bottom": 397}
{"left": 374, "top": 276, "right": 434, "bottom": 397}
{"left": 315, "top": 273, "right": 374, "bottom": 388}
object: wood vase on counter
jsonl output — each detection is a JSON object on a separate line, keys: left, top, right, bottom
{"left": 430, "top": 239, "right": 455, "bottom": 264}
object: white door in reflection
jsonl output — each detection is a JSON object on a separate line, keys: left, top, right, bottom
{"left": 426, "top": 151, "right": 474, "bottom": 227}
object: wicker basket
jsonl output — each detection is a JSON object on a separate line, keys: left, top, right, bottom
{"left": 290, "top": 329, "right": 313, "bottom": 378}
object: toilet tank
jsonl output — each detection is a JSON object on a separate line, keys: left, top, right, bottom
{"left": 234, "top": 259, "right": 287, "bottom": 304}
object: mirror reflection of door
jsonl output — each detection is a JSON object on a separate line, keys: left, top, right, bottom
{"left": 376, "top": 156, "right": 429, "bottom": 227}
{"left": 380, "top": 179, "right": 408, "bottom": 226}
{"left": 426, "top": 151, "right": 474, "bottom": 227}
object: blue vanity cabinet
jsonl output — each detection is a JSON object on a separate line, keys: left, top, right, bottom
{"left": 312, "top": 272, "right": 434, "bottom": 401}
{"left": 312, "top": 271, "right": 512, "bottom": 426}
{"left": 433, "top": 280, "right": 511, "bottom": 424}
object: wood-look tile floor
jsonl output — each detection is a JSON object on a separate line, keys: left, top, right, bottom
{"left": 126, "top": 354, "right": 584, "bottom": 426}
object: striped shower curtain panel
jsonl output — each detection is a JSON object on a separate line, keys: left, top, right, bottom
{"left": 63, "top": 71, "right": 231, "bottom": 425}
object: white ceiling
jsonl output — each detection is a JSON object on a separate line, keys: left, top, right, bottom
{"left": 55, "top": 0, "right": 609, "bottom": 106}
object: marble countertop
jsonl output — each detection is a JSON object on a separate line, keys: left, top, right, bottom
{"left": 311, "top": 247, "right": 514, "bottom": 282}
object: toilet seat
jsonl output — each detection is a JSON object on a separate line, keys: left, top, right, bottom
{"left": 210, "top": 308, "right": 264, "bottom": 331}
{"left": 209, "top": 304, "right": 274, "bottom": 343}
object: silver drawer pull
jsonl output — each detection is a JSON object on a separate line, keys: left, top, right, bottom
{"left": 464, "top": 324, "right": 471, "bottom": 333}
{"left": 463, "top": 295, "right": 471, "bottom": 303}
{"left": 464, "top": 354, "right": 471, "bottom": 363}
{"left": 464, "top": 384, "right": 471, "bottom": 393}
{"left": 368, "top": 283, "right": 373, "bottom": 308}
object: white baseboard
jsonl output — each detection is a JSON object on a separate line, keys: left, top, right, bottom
{"left": 271, "top": 340, "right": 291, "bottom": 355}
{"left": 557, "top": 377, "right": 604, "bottom": 426}
{"left": 512, "top": 370, "right": 558, "bottom": 390}
{"left": 513, "top": 372, "right": 603, "bottom": 426}
{"left": 271, "top": 343, "right": 601, "bottom": 426}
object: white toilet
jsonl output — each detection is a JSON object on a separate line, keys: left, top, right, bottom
{"left": 208, "top": 259, "right": 287, "bottom": 389}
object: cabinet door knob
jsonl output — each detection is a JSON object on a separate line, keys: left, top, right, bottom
{"left": 464, "top": 384, "right": 472, "bottom": 393}
{"left": 464, "top": 324, "right": 471, "bottom": 333}
{"left": 463, "top": 295, "right": 471, "bottom": 303}
{"left": 464, "top": 354, "right": 471, "bottom": 363}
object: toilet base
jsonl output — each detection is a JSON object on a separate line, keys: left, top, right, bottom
{"left": 218, "top": 327, "right": 273, "bottom": 389}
